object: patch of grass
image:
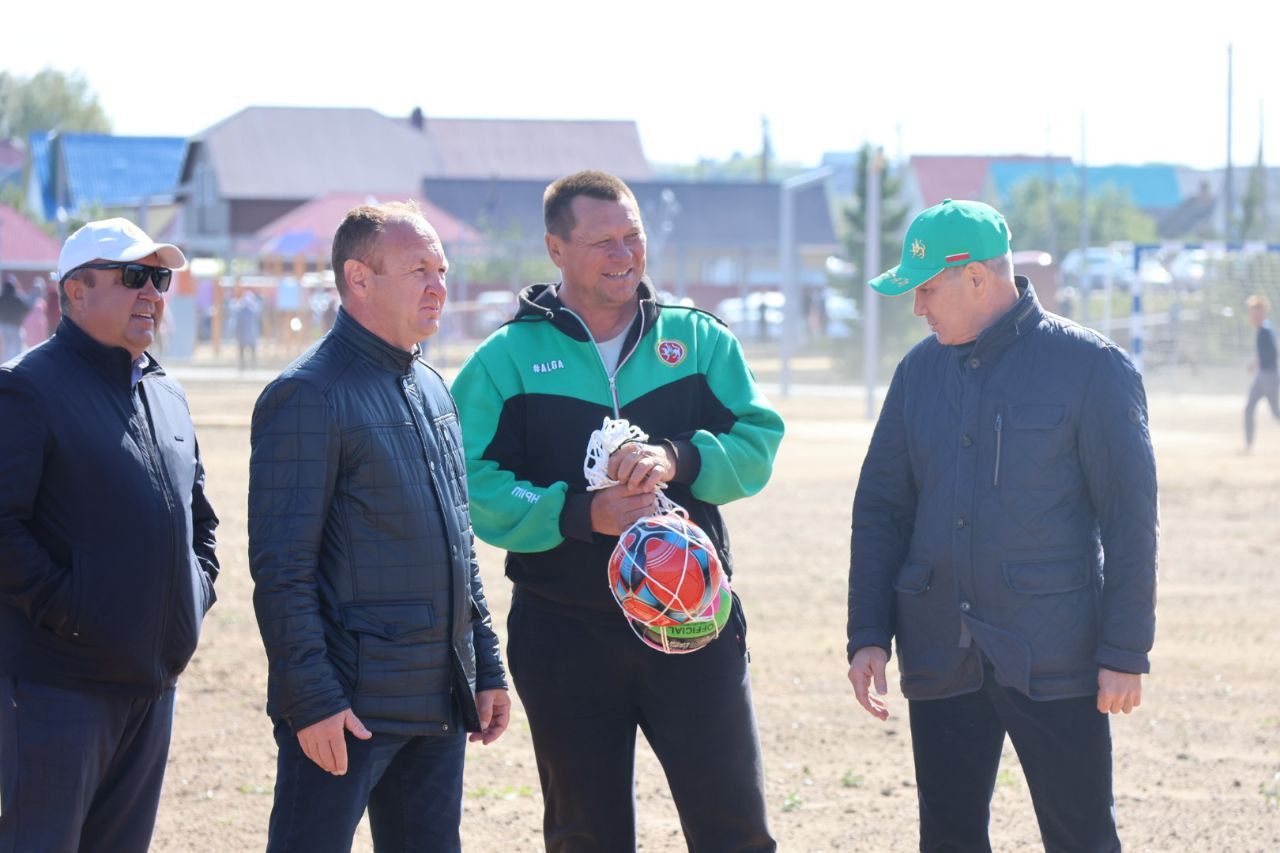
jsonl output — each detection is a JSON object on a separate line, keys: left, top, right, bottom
{"left": 466, "top": 785, "right": 534, "bottom": 800}
{"left": 840, "top": 770, "right": 864, "bottom": 788}
{"left": 236, "top": 784, "right": 271, "bottom": 795}
{"left": 1262, "top": 773, "right": 1280, "bottom": 811}
{"left": 782, "top": 791, "right": 803, "bottom": 812}
{"left": 995, "top": 769, "right": 1020, "bottom": 789}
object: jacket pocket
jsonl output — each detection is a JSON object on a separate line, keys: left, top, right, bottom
{"left": 1002, "top": 557, "right": 1090, "bottom": 595}
{"left": 893, "top": 560, "right": 932, "bottom": 594}
{"left": 892, "top": 561, "right": 947, "bottom": 684}
{"left": 342, "top": 602, "right": 444, "bottom": 705}
{"left": 342, "top": 601, "right": 435, "bottom": 640}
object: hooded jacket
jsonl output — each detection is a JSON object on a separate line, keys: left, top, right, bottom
{"left": 0, "top": 318, "right": 218, "bottom": 697}
{"left": 249, "top": 309, "right": 505, "bottom": 735}
{"left": 450, "top": 280, "right": 784, "bottom": 615}
{"left": 848, "top": 280, "right": 1158, "bottom": 701}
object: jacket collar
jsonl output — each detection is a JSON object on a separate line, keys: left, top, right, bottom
{"left": 55, "top": 316, "right": 163, "bottom": 388}
{"left": 331, "top": 307, "right": 417, "bottom": 375}
{"left": 513, "top": 277, "right": 660, "bottom": 347}
{"left": 966, "top": 276, "right": 1044, "bottom": 362}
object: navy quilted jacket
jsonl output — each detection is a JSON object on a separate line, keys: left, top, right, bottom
{"left": 847, "top": 281, "right": 1158, "bottom": 701}
{"left": 249, "top": 310, "right": 505, "bottom": 735}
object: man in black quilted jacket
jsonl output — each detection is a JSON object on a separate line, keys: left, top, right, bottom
{"left": 846, "top": 200, "right": 1158, "bottom": 852}
{"left": 249, "top": 201, "right": 509, "bottom": 852}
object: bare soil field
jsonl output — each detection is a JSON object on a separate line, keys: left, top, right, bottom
{"left": 150, "top": 377, "right": 1280, "bottom": 852}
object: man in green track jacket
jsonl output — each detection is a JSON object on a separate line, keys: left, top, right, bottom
{"left": 452, "top": 170, "right": 783, "bottom": 852}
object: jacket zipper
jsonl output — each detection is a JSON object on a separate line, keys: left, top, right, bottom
{"left": 134, "top": 382, "right": 178, "bottom": 683}
{"left": 993, "top": 412, "right": 1004, "bottom": 488}
{"left": 561, "top": 306, "right": 644, "bottom": 417}
{"left": 399, "top": 371, "right": 465, "bottom": 732}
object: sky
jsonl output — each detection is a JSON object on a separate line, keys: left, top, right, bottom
{"left": 5, "top": 0, "right": 1277, "bottom": 171}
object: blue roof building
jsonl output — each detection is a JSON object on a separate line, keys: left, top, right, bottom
{"left": 988, "top": 161, "right": 1183, "bottom": 211}
{"left": 25, "top": 132, "right": 186, "bottom": 221}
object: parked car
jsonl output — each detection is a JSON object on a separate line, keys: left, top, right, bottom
{"left": 713, "top": 289, "right": 858, "bottom": 339}
{"left": 1059, "top": 247, "right": 1136, "bottom": 290}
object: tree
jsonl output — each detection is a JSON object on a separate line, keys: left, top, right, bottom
{"left": 1239, "top": 143, "right": 1269, "bottom": 240}
{"left": 1003, "top": 176, "right": 1157, "bottom": 253}
{"left": 839, "top": 146, "right": 917, "bottom": 369}
{"left": 0, "top": 69, "right": 111, "bottom": 139}
{"left": 841, "top": 145, "right": 909, "bottom": 283}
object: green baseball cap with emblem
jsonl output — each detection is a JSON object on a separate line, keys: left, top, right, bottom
{"left": 869, "top": 199, "right": 1012, "bottom": 296}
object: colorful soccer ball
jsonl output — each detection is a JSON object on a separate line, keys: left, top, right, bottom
{"left": 608, "top": 515, "right": 724, "bottom": 629}
{"left": 639, "top": 577, "right": 733, "bottom": 654}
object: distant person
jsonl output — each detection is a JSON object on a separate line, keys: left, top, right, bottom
{"left": 847, "top": 199, "right": 1158, "bottom": 851}
{"left": 231, "top": 288, "right": 262, "bottom": 370}
{"left": 0, "top": 274, "right": 31, "bottom": 362}
{"left": 249, "top": 201, "right": 508, "bottom": 852}
{"left": 0, "top": 218, "right": 219, "bottom": 851}
{"left": 21, "top": 277, "right": 50, "bottom": 347}
{"left": 1245, "top": 293, "right": 1279, "bottom": 451}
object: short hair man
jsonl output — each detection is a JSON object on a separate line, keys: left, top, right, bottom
{"left": 452, "top": 170, "right": 783, "bottom": 851}
{"left": 249, "top": 201, "right": 509, "bottom": 852}
{"left": 1244, "top": 293, "right": 1278, "bottom": 450}
{"left": 0, "top": 218, "right": 219, "bottom": 851}
{"left": 847, "top": 200, "right": 1158, "bottom": 851}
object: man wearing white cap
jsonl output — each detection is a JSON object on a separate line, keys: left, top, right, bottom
{"left": 0, "top": 218, "right": 219, "bottom": 851}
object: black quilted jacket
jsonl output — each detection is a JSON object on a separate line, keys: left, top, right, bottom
{"left": 249, "top": 310, "right": 505, "bottom": 735}
{"left": 848, "top": 281, "right": 1158, "bottom": 701}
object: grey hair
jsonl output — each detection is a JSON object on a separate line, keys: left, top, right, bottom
{"left": 981, "top": 252, "right": 1014, "bottom": 281}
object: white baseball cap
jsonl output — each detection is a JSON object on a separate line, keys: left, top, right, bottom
{"left": 58, "top": 218, "right": 187, "bottom": 282}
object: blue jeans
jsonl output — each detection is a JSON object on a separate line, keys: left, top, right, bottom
{"left": 908, "top": 663, "right": 1120, "bottom": 853}
{"left": 266, "top": 719, "right": 466, "bottom": 853}
{"left": 0, "top": 677, "right": 175, "bottom": 853}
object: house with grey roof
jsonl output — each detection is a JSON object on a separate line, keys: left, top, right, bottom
{"left": 175, "top": 105, "right": 652, "bottom": 258}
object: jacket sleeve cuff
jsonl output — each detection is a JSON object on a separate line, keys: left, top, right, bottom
{"left": 1096, "top": 645, "right": 1150, "bottom": 674}
{"left": 665, "top": 438, "right": 701, "bottom": 485}
{"left": 559, "top": 491, "right": 596, "bottom": 542}
{"left": 846, "top": 629, "right": 893, "bottom": 663}
{"left": 476, "top": 672, "right": 508, "bottom": 692}
{"left": 285, "top": 698, "right": 351, "bottom": 734}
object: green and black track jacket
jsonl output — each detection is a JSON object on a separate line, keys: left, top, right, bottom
{"left": 451, "top": 279, "right": 785, "bottom": 615}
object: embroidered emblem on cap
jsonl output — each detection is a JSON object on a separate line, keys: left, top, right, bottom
{"left": 656, "top": 340, "right": 687, "bottom": 366}
{"left": 911, "top": 239, "right": 926, "bottom": 259}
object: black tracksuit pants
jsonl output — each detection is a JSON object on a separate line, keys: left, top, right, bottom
{"left": 508, "top": 591, "right": 776, "bottom": 853}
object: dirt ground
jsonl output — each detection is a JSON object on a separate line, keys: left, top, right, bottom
{"left": 147, "top": 375, "right": 1280, "bottom": 852}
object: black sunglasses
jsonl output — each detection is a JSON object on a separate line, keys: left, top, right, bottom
{"left": 68, "top": 262, "right": 173, "bottom": 293}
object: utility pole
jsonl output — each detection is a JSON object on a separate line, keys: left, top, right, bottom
{"left": 778, "top": 167, "right": 832, "bottom": 397}
{"left": 1225, "top": 43, "right": 1235, "bottom": 242}
{"left": 1078, "top": 115, "right": 1089, "bottom": 325}
{"left": 863, "top": 148, "right": 883, "bottom": 419}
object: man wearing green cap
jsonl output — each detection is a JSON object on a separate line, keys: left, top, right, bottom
{"left": 846, "top": 199, "right": 1158, "bottom": 851}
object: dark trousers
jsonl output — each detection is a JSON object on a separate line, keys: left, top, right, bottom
{"left": 0, "top": 677, "right": 175, "bottom": 853}
{"left": 1245, "top": 369, "right": 1280, "bottom": 447}
{"left": 508, "top": 594, "right": 776, "bottom": 853}
{"left": 908, "top": 668, "right": 1120, "bottom": 853}
{"left": 266, "top": 719, "right": 466, "bottom": 853}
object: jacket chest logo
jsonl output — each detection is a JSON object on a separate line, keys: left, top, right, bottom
{"left": 656, "top": 340, "right": 687, "bottom": 366}
{"left": 532, "top": 359, "right": 566, "bottom": 374}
